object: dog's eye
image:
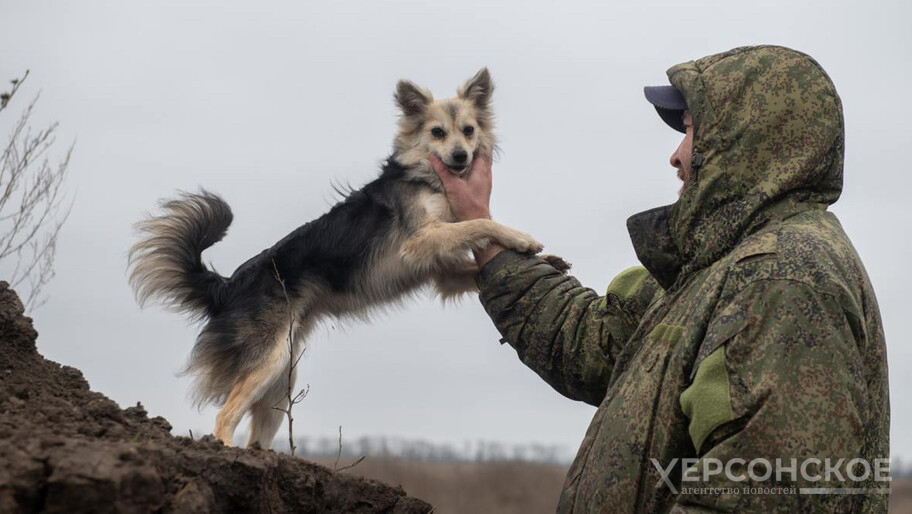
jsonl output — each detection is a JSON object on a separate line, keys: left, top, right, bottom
{"left": 463, "top": 126, "right": 474, "bottom": 137}
{"left": 431, "top": 127, "right": 445, "bottom": 139}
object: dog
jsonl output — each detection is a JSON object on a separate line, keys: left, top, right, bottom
{"left": 128, "top": 68, "right": 565, "bottom": 449}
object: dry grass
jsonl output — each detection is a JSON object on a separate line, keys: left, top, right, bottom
{"left": 309, "top": 457, "right": 568, "bottom": 514}
{"left": 892, "top": 479, "right": 912, "bottom": 514}
{"left": 308, "top": 459, "right": 912, "bottom": 514}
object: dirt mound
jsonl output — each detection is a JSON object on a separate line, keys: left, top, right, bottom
{"left": 0, "top": 282, "right": 432, "bottom": 513}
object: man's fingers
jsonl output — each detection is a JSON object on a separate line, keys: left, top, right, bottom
{"left": 429, "top": 154, "right": 457, "bottom": 186}
{"left": 466, "top": 153, "right": 492, "bottom": 184}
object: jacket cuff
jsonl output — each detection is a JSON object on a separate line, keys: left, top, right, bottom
{"left": 476, "top": 250, "right": 535, "bottom": 289}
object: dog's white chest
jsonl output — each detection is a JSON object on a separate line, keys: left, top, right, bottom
{"left": 421, "top": 191, "right": 455, "bottom": 223}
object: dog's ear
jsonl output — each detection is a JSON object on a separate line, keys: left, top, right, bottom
{"left": 458, "top": 68, "right": 494, "bottom": 110}
{"left": 395, "top": 80, "right": 432, "bottom": 116}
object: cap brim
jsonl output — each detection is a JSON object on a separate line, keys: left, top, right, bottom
{"left": 644, "top": 85, "right": 687, "bottom": 133}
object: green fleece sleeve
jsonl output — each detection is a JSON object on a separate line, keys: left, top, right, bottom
{"left": 672, "top": 279, "right": 886, "bottom": 513}
{"left": 477, "top": 251, "right": 659, "bottom": 406}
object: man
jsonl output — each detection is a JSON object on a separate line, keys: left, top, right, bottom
{"left": 430, "top": 45, "right": 889, "bottom": 512}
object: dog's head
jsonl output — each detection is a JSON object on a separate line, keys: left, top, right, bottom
{"left": 392, "top": 68, "right": 496, "bottom": 177}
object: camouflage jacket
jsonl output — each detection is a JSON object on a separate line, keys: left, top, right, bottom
{"left": 478, "top": 46, "right": 889, "bottom": 513}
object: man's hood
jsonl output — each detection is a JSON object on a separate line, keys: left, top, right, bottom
{"left": 629, "top": 45, "right": 845, "bottom": 290}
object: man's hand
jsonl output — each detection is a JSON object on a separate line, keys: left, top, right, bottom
{"left": 429, "top": 153, "right": 493, "bottom": 221}
{"left": 429, "top": 153, "right": 504, "bottom": 267}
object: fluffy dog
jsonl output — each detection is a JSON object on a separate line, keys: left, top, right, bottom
{"left": 128, "top": 69, "right": 553, "bottom": 448}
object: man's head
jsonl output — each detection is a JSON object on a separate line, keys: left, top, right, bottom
{"left": 637, "top": 45, "right": 844, "bottom": 275}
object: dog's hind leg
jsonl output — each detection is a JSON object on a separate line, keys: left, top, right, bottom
{"left": 246, "top": 367, "right": 295, "bottom": 449}
{"left": 214, "top": 386, "right": 253, "bottom": 446}
{"left": 213, "top": 332, "right": 292, "bottom": 446}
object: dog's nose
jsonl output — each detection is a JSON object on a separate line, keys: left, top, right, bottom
{"left": 452, "top": 150, "right": 468, "bottom": 163}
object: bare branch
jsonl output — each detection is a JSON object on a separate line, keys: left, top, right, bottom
{"left": 0, "top": 70, "right": 28, "bottom": 113}
{"left": 0, "top": 75, "right": 73, "bottom": 311}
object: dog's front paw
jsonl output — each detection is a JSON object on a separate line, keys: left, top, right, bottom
{"left": 508, "top": 233, "right": 543, "bottom": 255}
{"left": 541, "top": 253, "right": 572, "bottom": 273}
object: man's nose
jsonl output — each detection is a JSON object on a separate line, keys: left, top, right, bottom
{"left": 452, "top": 150, "right": 468, "bottom": 163}
{"left": 670, "top": 148, "right": 681, "bottom": 169}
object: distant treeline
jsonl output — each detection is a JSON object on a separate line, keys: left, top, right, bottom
{"left": 271, "top": 434, "right": 573, "bottom": 465}
{"left": 255, "top": 433, "right": 912, "bottom": 475}
{"left": 894, "top": 458, "right": 912, "bottom": 478}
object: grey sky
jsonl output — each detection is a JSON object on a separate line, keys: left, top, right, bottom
{"left": 2, "top": 1, "right": 910, "bottom": 460}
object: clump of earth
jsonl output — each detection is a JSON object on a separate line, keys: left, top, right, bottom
{"left": 0, "top": 282, "right": 432, "bottom": 513}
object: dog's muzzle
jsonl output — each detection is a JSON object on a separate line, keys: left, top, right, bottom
{"left": 445, "top": 162, "right": 469, "bottom": 176}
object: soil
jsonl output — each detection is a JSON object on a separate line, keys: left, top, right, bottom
{"left": 0, "top": 282, "right": 433, "bottom": 513}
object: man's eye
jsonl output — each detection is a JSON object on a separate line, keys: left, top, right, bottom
{"left": 431, "top": 127, "right": 445, "bottom": 139}
{"left": 463, "top": 126, "right": 474, "bottom": 137}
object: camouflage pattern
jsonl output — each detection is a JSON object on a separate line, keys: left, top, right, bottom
{"left": 477, "top": 46, "right": 889, "bottom": 513}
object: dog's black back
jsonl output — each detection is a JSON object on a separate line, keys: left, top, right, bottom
{"left": 219, "top": 158, "right": 432, "bottom": 314}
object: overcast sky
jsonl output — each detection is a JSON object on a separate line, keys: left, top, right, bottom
{"left": 2, "top": 1, "right": 910, "bottom": 461}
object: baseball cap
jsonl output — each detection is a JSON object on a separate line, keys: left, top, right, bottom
{"left": 644, "top": 85, "right": 687, "bottom": 133}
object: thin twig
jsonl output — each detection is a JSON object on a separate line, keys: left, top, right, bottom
{"left": 333, "top": 425, "right": 366, "bottom": 472}
{"left": 334, "top": 425, "right": 343, "bottom": 470}
{"left": 0, "top": 70, "right": 28, "bottom": 113}
{"left": 335, "top": 456, "right": 366, "bottom": 473}
{"left": 271, "top": 259, "right": 309, "bottom": 456}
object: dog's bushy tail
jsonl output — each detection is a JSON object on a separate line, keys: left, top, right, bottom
{"left": 128, "top": 190, "right": 233, "bottom": 320}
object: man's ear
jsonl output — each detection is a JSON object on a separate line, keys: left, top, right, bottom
{"left": 458, "top": 68, "right": 493, "bottom": 110}
{"left": 395, "top": 80, "right": 432, "bottom": 116}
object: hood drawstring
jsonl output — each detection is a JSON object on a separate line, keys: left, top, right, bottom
{"left": 690, "top": 152, "right": 704, "bottom": 187}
